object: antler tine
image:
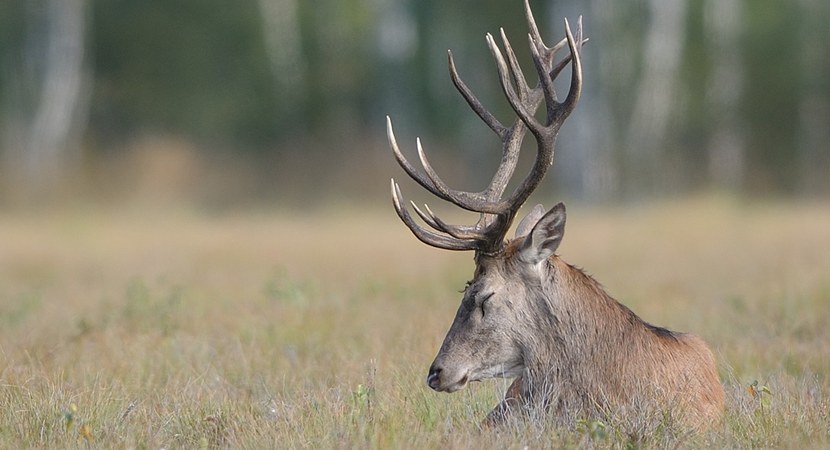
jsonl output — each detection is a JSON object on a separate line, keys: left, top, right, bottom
{"left": 499, "top": 28, "right": 531, "bottom": 104}
{"left": 411, "top": 202, "right": 476, "bottom": 240}
{"left": 390, "top": 115, "right": 509, "bottom": 215}
{"left": 525, "top": 0, "right": 568, "bottom": 58}
{"left": 415, "top": 138, "right": 506, "bottom": 215}
{"left": 523, "top": 0, "right": 543, "bottom": 49}
{"left": 486, "top": 33, "right": 543, "bottom": 135}
{"left": 409, "top": 201, "right": 442, "bottom": 230}
{"left": 416, "top": 203, "right": 484, "bottom": 240}
{"left": 523, "top": 3, "right": 585, "bottom": 129}
{"left": 390, "top": 179, "right": 479, "bottom": 251}
{"left": 529, "top": 33, "right": 560, "bottom": 125}
{"left": 551, "top": 17, "right": 583, "bottom": 125}
{"left": 449, "top": 51, "right": 507, "bottom": 138}
{"left": 524, "top": 0, "right": 588, "bottom": 90}
{"left": 550, "top": 45, "right": 581, "bottom": 81}
{"left": 388, "top": 117, "right": 441, "bottom": 195}
{"left": 389, "top": 116, "right": 494, "bottom": 213}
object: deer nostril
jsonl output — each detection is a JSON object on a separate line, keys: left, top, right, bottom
{"left": 427, "top": 367, "right": 442, "bottom": 390}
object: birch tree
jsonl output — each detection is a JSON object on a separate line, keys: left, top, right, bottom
{"left": 625, "top": 0, "right": 687, "bottom": 194}
{"left": 21, "top": 0, "right": 89, "bottom": 190}
{"left": 548, "top": 0, "right": 618, "bottom": 200}
{"left": 796, "top": 0, "right": 830, "bottom": 194}
{"left": 257, "top": 0, "right": 307, "bottom": 121}
{"left": 704, "top": 0, "right": 745, "bottom": 190}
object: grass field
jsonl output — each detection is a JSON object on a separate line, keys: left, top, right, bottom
{"left": 1, "top": 196, "right": 829, "bottom": 448}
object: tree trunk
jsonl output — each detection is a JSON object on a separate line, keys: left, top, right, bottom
{"left": 704, "top": 0, "right": 745, "bottom": 191}
{"left": 624, "top": 0, "right": 687, "bottom": 195}
{"left": 257, "top": 0, "right": 307, "bottom": 114}
{"left": 796, "top": 0, "right": 830, "bottom": 194}
{"left": 549, "top": 0, "right": 618, "bottom": 201}
{"left": 22, "top": 0, "right": 89, "bottom": 191}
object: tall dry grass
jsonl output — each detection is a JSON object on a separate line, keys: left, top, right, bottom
{"left": 1, "top": 196, "right": 829, "bottom": 448}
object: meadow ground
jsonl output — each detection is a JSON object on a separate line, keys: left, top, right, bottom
{"left": 1, "top": 196, "right": 829, "bottom": 448}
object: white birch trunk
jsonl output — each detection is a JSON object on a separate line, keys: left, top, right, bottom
{"left": 796, "top": 0, "right": 830, "bottom": 194}
{"left": 257, "top": 0, "right": 307, "bottom": 110}
{"left": 24, "top": 0, "right": 89, "bottom": 187}
{"left": 545, "top": 0, "right": 617, "bottom": 201}
{"left": 704, "top": 0, "right": 745, "bottom": 190}
{"left": 625, "top": 0, "right": 687, "bottom": 192}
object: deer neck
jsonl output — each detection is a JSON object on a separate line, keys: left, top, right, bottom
{"left": 519, "top": 257, "right": 620, "bottom": 385}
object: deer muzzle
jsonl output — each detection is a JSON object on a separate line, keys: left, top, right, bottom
{"left": 427, "top": 363, "right": 469, "bottom": 392}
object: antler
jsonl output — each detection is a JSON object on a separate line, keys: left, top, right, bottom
{"left": 389, "top": 0, "right": 584, "bottom": 254}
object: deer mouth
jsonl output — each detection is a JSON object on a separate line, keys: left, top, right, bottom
{"left": 444, "top": 374, "right": 469, "bottom": 392}
{"left": 428, "top": 370, "right": 469, "bottom": 393}
{"left": 429, "top": 361, "right": 524, "bottom": 392}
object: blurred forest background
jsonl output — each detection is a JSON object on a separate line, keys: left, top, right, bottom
{"left": 1, "top": 0, "right": 828, "bottom": 209}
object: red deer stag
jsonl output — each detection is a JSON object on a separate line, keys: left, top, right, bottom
{"left": 386, "top": 0, "right": 723, "bottom": 430}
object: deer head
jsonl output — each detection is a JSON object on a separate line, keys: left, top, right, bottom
{"left": 387, "top": 0, "right": 583, "bottom": 393}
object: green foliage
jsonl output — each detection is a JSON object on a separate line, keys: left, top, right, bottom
{"left": 741, "top": 0, "right": 802, "bottom": 191}
{"left": 2, "top": 0, "right": 830, "bottom": 197}
{"left": 576, "top": 417, "right": 608, "bottom": 441}
{"left": 122, "top": 278, "right": 185, "bottom": 335}
{"left": 61, "top": 404, "right": 94, "bottom": 444}
{"left": 90, "top": 0, "right": 279, "bottom": 147}
{"left": 0, "top": 292, "right": 41, "bottom": 328}
{"left": 262, "top": 268, "right": 317, "bottom": 307}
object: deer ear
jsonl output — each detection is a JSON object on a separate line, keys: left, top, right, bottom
{"left": 518, "top": 202, "right": 566, "bottom": 265}
{"left": 514, "top": 204, "right": 546, "bottom": 238}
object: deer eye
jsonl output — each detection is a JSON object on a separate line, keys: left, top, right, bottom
{"left": 479, "top": 292, "right": 494, "bottom": 314}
